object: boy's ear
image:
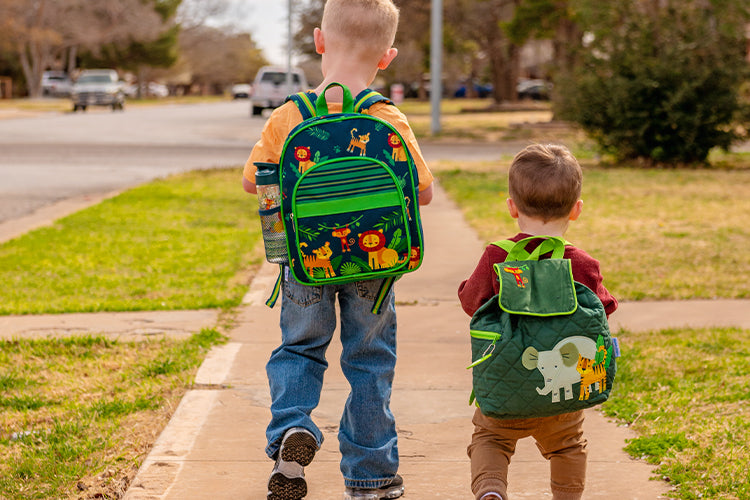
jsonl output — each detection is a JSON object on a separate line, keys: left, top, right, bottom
{"left": 569, "top": 200, "right": 583, "bottom": 221}
{"left": 314, "top": 27, "right": 325, "bottom": 54}
{"left": 377, "top": 47, "right": 399, "bottom": 70}
{"left": 507, "top": 198, "right": 520, "bottom": 219}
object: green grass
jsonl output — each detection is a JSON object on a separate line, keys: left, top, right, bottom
{"left": 605, "top": 327, "right": 750, "bottom": 499}
{"left": 0, "top": 328, "right": 226, "bottom": 500}
{"left": 435, "top": 164, "right": 750, "bottom": 300}
{"left": 0, "top": 95, "right": 229, "bottom": 114}
{"left": 0, "top": 168, "right": 262, "bottom": 315}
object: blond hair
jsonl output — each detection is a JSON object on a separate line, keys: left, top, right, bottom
{"left": 508, "top": 144, "right": 583, "bottom": 222}
{"left": 321, "top": 0, "right": 399, "bottom": 62}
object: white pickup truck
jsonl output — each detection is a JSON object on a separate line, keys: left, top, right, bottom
{"left": 250, "top": 66, "right": 308, "bottom": 116}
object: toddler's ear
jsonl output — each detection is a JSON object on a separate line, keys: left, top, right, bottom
{"left": 569, "top": 200, "right": 583, "bottom": 221}
{"left": 506, "top": 198, "right": 520, "bottom": 219}
{"left": 378, "top": 47, "right": 399, "bottom": 70}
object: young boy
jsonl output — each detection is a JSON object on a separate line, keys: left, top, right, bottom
{"left": 457, "top": 144, "right": 617, "bottom": 500}
{"left": 242, "top": 1, "right": 433, "bottom": 499}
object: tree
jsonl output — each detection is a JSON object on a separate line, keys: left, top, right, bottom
{"left": 452, "top": 0, "right": 522, "bottom": 102}
{"left": 0, "top": 0, "right": 169, "bottom": 97}
{"left": 176, "top": 26, "right": 266, "bottom": 94}
{"left": 505, "top": 0, "right": 581, "bottom": 77}
{"left": 80, "top": 0, "right": 182, "bottom": 96}
{"left": 556, "top": 0, "right": 750, "bottom": 165}
{"left": 293, "top": 0, "right": 324, "bottom": 60}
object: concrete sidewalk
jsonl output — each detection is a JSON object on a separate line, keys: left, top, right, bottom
{"left": 119, "top": 183, "right": 744, "bottom": 500}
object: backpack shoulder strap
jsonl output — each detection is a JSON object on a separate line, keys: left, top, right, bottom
{"left": 490, "top": 236, "right": 572, "bottom": 262}
{"left": 490, "top": 240, "right": 516, "bottom": 255}
{"left": 286, "top": 91, "right": 318, "bottom": 120}
{"left": 354, "top": 89, "right": 393, "bottom": 113}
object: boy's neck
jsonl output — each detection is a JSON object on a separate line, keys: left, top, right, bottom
{"left": 315, "top": 77, "right": 370, "bottom": 100}
{"left": 516, "top": 214, "right": 569, "bottom": 238}
{"left": 314, "top": 57, "right": 378, "bottom": 99}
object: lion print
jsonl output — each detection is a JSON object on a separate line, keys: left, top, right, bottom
{"left": 358, "top": 230, "right": 405, "bottom": 270}
{"left": 388, "top": 133, "right": 407, "bottom": 162}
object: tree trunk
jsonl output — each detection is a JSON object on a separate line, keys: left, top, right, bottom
{"left": 19, "top": 41, "right": 48, "bottom": 98}
{"left": 489, "top": 38, "right": 521, "bottom": 103}
{"left": 67, "top": 46, "right": 78, "bottom": 75}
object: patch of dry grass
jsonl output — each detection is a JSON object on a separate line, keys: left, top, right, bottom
{"left": 435, "top": 163, "right": 750, "bottom": 300}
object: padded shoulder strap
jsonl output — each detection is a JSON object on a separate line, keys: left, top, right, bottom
{"left": 286, "top": 91, "right": 318, "bottom": 120}
{"left": 354, "top": 89, "right": 393, "bottom": 112}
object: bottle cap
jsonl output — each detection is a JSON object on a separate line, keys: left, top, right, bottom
{"left": 254, "top": 162, "right": 277, "bottom": 172}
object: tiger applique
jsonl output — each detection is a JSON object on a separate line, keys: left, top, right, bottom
{"left": 346, "top": 128, "right": 370, "bottom": 156}
{"left": 300, "top": 242, "right": 336, "bottom": 278}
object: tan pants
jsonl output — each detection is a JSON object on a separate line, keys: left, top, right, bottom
{"left": 467, "top": 408, "right": 587, "bottom": 500}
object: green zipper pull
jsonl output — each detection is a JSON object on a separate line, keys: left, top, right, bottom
{"left": 467, "top": 341, "right": 496, "bottom": 369}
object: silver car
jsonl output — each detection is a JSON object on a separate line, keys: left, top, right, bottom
{"left": 71, "top": 69, "right": 126, "bottom": 111}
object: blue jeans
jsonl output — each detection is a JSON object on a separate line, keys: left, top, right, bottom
{"left": 265, "top": 271, "right": 399, "bottom": 489}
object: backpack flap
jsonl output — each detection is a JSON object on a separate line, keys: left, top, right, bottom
{"left": 494, "top": 236, "right": 577, "bottom": 316}
{"left": 495, "top": 260, "right": 577, "bottom": 316}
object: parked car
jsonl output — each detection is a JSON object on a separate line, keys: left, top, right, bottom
{"left": 454, "top": 82, "right": 493, "bottom": 98}
{"left": 250, "top": 66, "right": 308, "bottom": 116}
{"left": 41, "top": 71, "right": 73, "bottom": 97}
{"left": 231, "top": 83, "right": 252, "bottom": 99}
{"left": 71, "top": 69, "right": 126, "bottom": 111}
{"left": 517, "top": 79, "right": 552, "bottom": 100}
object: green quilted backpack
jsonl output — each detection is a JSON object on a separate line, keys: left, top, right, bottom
{"left": 468, "top": 236, "right": 620, "bottom": 419}
{"left": 264, "top": 83, "right": 424, "bottom": 314}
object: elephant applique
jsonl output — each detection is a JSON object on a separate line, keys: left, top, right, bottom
{"left": 522, "top": 336, "right": 597, "bottom": 403}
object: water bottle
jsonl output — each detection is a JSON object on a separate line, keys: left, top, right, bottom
{"left": 255, "top": 162, "right": 288, "bottom": 264}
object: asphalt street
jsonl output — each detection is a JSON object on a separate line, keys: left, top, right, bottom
{"left": 0, "top": 101, "right": 262, "bottom": 223}
{"left": 0, "top": 99, "right": 518, "bottom": 224}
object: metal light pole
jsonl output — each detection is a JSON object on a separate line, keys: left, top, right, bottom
{"left": 430, "top": 0, "right": 443, "bottom": 135}
{"left": 286, "top": 0, "right": 294, "bottom": 96}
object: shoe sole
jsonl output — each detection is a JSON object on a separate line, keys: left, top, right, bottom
{"left": 268, "top": 430, "right": 318, "bottom": 499}
{"left": 268, "top": 472, "right": 306, "bottom": 500}
{"left": 280, "top": 430, "right": 317, "bottom": 467}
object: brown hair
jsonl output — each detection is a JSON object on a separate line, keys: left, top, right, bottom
{"left": 508, "top": 144, "right": 583, "bottom": 222}
{"left": 321, "top": 0, "right": 399, "bottom": 62}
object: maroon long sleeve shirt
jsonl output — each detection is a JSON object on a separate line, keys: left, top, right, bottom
{"left": 458, "top": 233, "right": 618, "bottom": 318}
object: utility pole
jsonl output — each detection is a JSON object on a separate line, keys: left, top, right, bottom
{"left": 430, "top": 0, "right": 443, "bottom": 135}
{"left": 287, "top": 0, "right": 294, "bottom": 96}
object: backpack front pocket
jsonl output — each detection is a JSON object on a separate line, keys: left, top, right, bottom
{"left": 290, "top": 157, "right": 412, "bottom": 283}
